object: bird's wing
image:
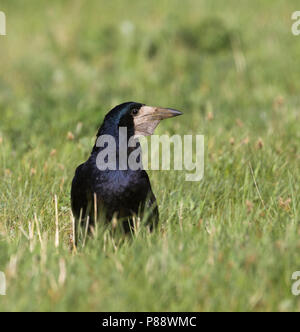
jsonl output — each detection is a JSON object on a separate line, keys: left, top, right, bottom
{"left": 71, "top": 163, "right": 90, "bottom": 221}
{"left": 146, "top": 189, "right": 159, "bottom": 228}
{"left": 140, "top": 171, "right": 159, "bottom": 228}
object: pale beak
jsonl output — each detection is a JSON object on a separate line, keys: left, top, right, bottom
{"left": 148, "top": 107, "right": 183, "bottom": 120}
{"left": 134, "top": 106, "right": 183, "bottom": 136}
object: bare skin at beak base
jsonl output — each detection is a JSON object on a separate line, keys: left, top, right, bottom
{"left": 133, "top": 106, "right": 183, "bottom": 136}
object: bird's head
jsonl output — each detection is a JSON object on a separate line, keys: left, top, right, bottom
{"left": 99, "top": 102, "right": 182, "bottom": 138}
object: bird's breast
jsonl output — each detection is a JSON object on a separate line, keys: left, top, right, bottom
{"left": 93, "top": 170, "right": 149, "bottom": 205}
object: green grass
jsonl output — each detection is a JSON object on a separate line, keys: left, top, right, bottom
{"left": 0, "top": 0, "right": 300, "bottom": 311}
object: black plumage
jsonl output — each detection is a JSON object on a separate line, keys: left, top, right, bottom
{"left": 71, "top": 102, "right": 182, "bottom": 240}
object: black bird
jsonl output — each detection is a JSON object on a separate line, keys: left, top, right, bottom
{"left": 71, "top": 102, "right": 182, "bottom": 240}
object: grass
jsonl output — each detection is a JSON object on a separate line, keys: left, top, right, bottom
{"left": 0, "top": 0, "right": 300, "bottom": 311}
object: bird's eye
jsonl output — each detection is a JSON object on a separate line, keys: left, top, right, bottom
{"left": 131, "top": 108, "right": 139, "bottom": 116}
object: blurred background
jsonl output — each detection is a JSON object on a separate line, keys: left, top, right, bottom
{"left": 1, "top": 0, "right": 299, "bottom": 141}
{"left": 0, "top": 0, "right": 299, "bottom": 311}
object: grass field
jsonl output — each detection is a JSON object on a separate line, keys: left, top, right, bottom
{"left": 0, "top": 0, "right": 300, "bottom": 311}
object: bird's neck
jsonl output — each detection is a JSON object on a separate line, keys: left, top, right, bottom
{"left": 92, "top": 122, "right": 135, "bottom": 151}
{"left": 91, "top": 124, "right": 142, "bottom": 170}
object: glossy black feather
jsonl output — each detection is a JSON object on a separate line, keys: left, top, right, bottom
{"left": 71, "top": 102, "right": 159, "bottom": 238}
